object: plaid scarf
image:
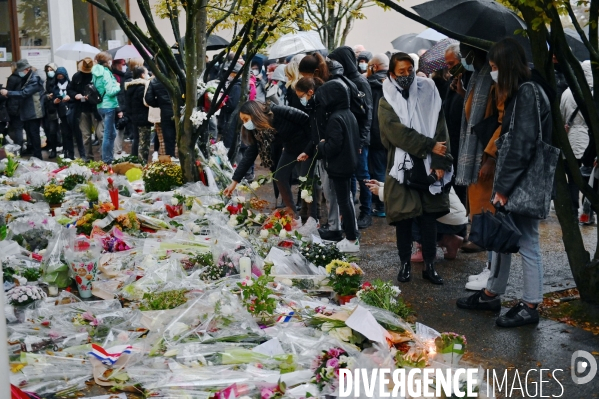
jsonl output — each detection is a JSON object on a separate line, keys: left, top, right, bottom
{"left": 455, "top": 64, "right": 493, "bottom": 186}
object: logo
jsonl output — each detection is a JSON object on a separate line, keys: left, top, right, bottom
{"left": 571, "top": 350, "right": 597, "bottom": 385}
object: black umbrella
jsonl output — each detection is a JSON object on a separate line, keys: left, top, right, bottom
{"left": 413, "top": 0, "right": 531, "bottom": 58}
{"left": 391, "top": 33, "right": 436, "bottom": 53}
{"left": 470, "top": 210, "right": 521, "bottom": 253}
{"left": 563, "top": 28, "right": 590, "bottom": 61}
{"left": 207, "top": 34, "right": 230, "bottom": 51}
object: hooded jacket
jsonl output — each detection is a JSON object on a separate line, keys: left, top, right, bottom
{"left": 111, "top": 67, "right": 127, "bottom": 112}
{"left": 367, "top": 70, "right": 387, "bottom": 151}
{"left": 7, "top": 70, "right": 45, "bottom": 121}
{"left": 5, "top": 72, "right": 23, "bottom": 116}
{"left": 125, "top": 78, "right": 152, "bottom": 127}
{"left": 67, "top": 70, "right": 95, "bottom": 114}
{"left": 92, "top": 64, "right": 121, "bottom": 109}
{"left": 560, "top": 61, "right": 592, "bottom": 159}
{"left": 52, "top": 67, "right": 71, "bottom": 118}
{"left": 494, "top": 70, "right": 554, "bottom": 198}
{"left": 329, "top": 46, "right": 373, "bottom": 148}
{"left": 44, "top": 62, "right": 59, "bottom": 121}
{"left": 316, "top": 80, "right": 360, "bottom": 178}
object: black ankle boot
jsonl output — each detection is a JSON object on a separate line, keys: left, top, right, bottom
{"left": 423, "top": 262, "right": 443, "bottom": 285}
{"left": 397, "top": 262, "right": 411, "bottom": 283}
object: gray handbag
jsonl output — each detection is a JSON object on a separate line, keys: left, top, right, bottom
{"left": 492, "top": 82, "right": 560, "bottom": 219}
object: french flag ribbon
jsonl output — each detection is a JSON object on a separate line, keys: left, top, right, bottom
{"left": 276, "top": 311, "right": 295, "bottom": 323}
{"left": 88, "top": 344, "right": 133, "bottom": 366}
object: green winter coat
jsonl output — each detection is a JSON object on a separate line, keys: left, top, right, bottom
{"left": 378, "top": 97, "right": 453, "bottom": 224}
{"left": 91, "top": 64, "right": 120, "bottom": 109}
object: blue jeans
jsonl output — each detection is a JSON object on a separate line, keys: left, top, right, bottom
{"left": 353, "top": 147, "right": 372, "bottom": 216}
{"left": 486, "top": 214, "right": 543, "bottom": 304}
{"left": 98, "top": 108, "right": 117, "bottom": 163}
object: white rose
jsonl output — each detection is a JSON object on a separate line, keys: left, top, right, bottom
{"left": 281, "top": 278, "right": 293, "bottom": 286}
{"left": 239, "top": 230, "right": 248, "bottom": 238}
{"left": 259, "top": 229, "right": 269, "bottom": 238}
{"left": 279, "top": 229, "right": 287, "bottom": 238}
{"left": 171, "top": 197, "right": 179, "bottom": 205}
{"left": 192, "top": 225, "right": 201, "bottom": 234}
{"left": 234, "top": 196, "right": 245, "bottom": 204}
{"left": 250, "top": 181, "right": 260, "bottom": 190}
{"left": 228, "top": 219, "right": 238, "bottom": 227}
{"left": 298, "top": 176, "right": 307, "bottom": 182}
{"left": 254, "top": 215, "right": 262, "bottom": 223}
{"left": 244, "top": 279, "right": 253, "bottom": 287}
{"left": 300, "top": 189, "right": 309, "bottom": 199}
{"left": 305, "top": 195, "right": 313, "bottom": 203}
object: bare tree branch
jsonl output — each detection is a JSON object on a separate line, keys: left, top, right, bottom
{"left": 565, "top": 1, "right": 599, "bottom": 62}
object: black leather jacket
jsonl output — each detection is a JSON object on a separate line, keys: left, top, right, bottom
{"left": 494, "top": 80, "right": 553, "bottom": 197}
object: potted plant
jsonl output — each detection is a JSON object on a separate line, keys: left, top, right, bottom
{"left": 7, "top": 285, "right": 46, "bottom": 322}
{"left": 434, "top": 332, "right": 467, "bottom": 365}
{"left": 142, "top": 161, "right": 184, "bottom": 192}
{"left": 82, "top": 182, "right": 99, "bottom": 207}
{"left": 325, "top": 260, "right": 364, "bottom": 304}
{"left": 43, "top": 184, "right": 66, "bottom": 215}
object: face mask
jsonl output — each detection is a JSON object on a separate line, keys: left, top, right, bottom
{"left": 300, "top": 96, "right": 309, "bottom": 106}
{"left": 395, "top": 71, "right": 415, "bottom": 90}
{"left": 243, "top": 120, "right": 255, "bottom": 130}
{"left": 490, "top": 70, "right": 499, "bottom": 83}
{"left": 359, "top": 63, "right": 367, "bottom": 72}
{"left": 122, "top": 65, "right": 128, "bottom": 73}
{"left": 18, "top": 71, "right": 26, "bottom": 78}
{"left": 47, "top": 71, "right": 55, "bottom": 78}
{"left": 461, "top": 57, "right": 475, "bottom": 72}
{"left": 228, "top": 75, "right": 234, "bottom": 82}
{"left": 252, "top": 69, "right": 260, "bottom": 76}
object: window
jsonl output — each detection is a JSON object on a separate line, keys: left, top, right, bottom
{"left": 0, "top": 0, "right": 15, "bottom": 64}
{"left": 73, "top": 0, "right": 129, "bottom": 51}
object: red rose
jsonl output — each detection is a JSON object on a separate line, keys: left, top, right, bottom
{"left": 21, "top": 193, "right": 32, "bottom": 202}
{"left": 107, "top": 177, "right": 114, "bottom": 185}
{"left": 278, "top": 240, "right": 293, "bottom": 248}
{"left": 273, "top": 211, "right": 281, "bottom": 218}
{"left": 284, "top": 223, "right": 292, "bottom": 231}
{"left": 361, "top": 282, "right": 372, "bottom": 289}
{"left": 264, "top": 223, "right": 273, "bottom": 229}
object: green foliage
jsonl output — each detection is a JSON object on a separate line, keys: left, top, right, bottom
{"left": 300, "top": 242, "right": 346, "bottom": 267}
{"left": 356, "top": 279, "right": 412, "bottom": 320}
{"left": 5, "top": 156, "right": 18, "bottom": 177}
{"left": 237, "top": 275, "right": 277, "bottom": 321}
{"left": 82, "top": 182, "right": 100, "bottom": 202}
{"left": 62, "top": 174, "right": 88, "bottom": 190}
{"left": 143, "top": 162, "right": 184, "bottom": 192}
{"left": 140, "top": 289, "right": 189, "bottom": 310}
{"left": 21, "top": 267, "right": 41, "bottom": 282}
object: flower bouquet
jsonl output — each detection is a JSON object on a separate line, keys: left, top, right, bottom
{"left": 326, "top": 260, "right": 363, "bottom": 303}
{"left": 4, "top": 187, "right": 30, "bottom": 201}
{"left": 143, "top": 161, "right": 184, "bottom": 192}
{"left": 113, "top": 212, "right": 141, "bottom": 233}
{"left": 311, "top": 347, "right": 354, "bottom": 393}
{"left": 107, "top": 177, "right": 119, "bottom": 209}
{"left": 76, "top": 202, "right": 114, "bottom": 236}
{"left": 356, "top": 279, "right": 412, "bottom": 320}
{"left": 81, "top": 182, "right": 99, "bottom": 205}
{"left": 166, "top": 192, "right": 186, "bottom": 218}
{"left": 62, "top": 164, "right": 91, "bottom": 190}
{"left": 237, "top": 274, "right": 277, "bottom": 323}
{"left": 260, "top": 209, "right": 294, "bottom": 238}
{"left": 434, "top": 332, "right": 467, "bottom": 365}
{"left": 7, "top": 285, "right": 46, "bottom": 307}
{"left": 300, "top": 242, "right": 346, "bottom": 267}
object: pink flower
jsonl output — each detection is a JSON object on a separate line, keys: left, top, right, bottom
{"left": 87, "top": 263, "right": 94, "bottom": 272}
{"left": 90, "top": 318, "right": 101, "bottom": 327}
{"left": 81, "top": 311, "right": 95, "bottom": 321}
{"left": 326, "top": 358, "right": 339, "bottom": 369}
{"left": 48, "top": 330, "right": 61, "bottom": 340}
{"left": 261, "top": 388, "right": 274, "bottom": 399}
{"left": 327, "top": 348, "right": 342, "bottom": 358}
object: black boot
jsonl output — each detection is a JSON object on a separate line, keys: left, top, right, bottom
{"left": 423, "top": 262, "right": 443, "bottom": 285}
{"left": 397, "top": 261, "right": 411, "bottom": 283}
{"left": 49, "top": 149, "right": 57, "bottom": 159}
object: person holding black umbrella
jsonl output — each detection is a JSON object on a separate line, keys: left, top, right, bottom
{"left": 457, "top": 38, "right": 555, "bottom": 328}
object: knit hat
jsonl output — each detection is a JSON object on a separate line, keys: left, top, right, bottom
{"left": 80, "top": 57, "right": 93, "bottom": 73}
{"left": 16, "top": 59, "right": 32, "bottom": 72}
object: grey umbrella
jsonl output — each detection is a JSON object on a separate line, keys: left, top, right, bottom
{"left": 563, "top": 28, "right": 590, "bottom": 61}
{"left": 391, "top": 33, "right": 436, "bottom": 53}
{"left": 413, "top": 0, "right": 531, "bottom": 58}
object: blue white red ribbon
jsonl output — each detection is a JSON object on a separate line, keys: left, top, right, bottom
{"left": 88, "top": 344, "right": 132, "bottom": 366}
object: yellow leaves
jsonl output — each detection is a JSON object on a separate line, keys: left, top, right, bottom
{"left": 10, "top": 363, "right": 25, "bottom": 373}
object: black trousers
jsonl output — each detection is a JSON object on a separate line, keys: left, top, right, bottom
{"left": 160, "top": 118, "right": 177, "bottom": 156}
{"left": 396, "top": 212, "right": 438, "bottom": 264}
{"left": 43, "top": 117, "right": 59, "bottom": 151}
{"left": 331, "top": 177, "right": 358, "bottom": 241}
{"left": 24, "top": 118, "right": 43, "bottom": 159}
{"left": 59, "top": 115, "right": 75, "bottom": 158}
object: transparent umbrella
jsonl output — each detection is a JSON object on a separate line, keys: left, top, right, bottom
{"left": 54, "top": 41, "right": 101, "bottom": 61}
{"left": 268, "top": 32, "right": 326, "bottom": 60}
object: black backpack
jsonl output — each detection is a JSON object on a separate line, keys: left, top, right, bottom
{"left": 84, "top": 83, "right": 103, "bottom": 105}
{"left": 335, "top": 76, "right": 367, "bottom": 121}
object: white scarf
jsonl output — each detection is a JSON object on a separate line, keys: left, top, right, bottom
{"left": 57, "top": 81, "right": 68, "bottom": 97}
{"left": 382, "top": 76, "right": 452, "bottom": 195}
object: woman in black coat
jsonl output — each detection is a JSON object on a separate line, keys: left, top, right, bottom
{"left": 223, "top": 101, "right": 312, "bottom": 219}
{"left": 144, "top": 77, "right": 176, "bottom": 157}
{"left": 125, "top": 67, "right": 152, "bottom": 162}
{"left": 296, "top": 77, "right": 360, "bottom": 253}
{"left": 5, "top": 70, "right": 24, "bottom": 147}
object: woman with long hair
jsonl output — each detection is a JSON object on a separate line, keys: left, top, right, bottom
{"left": 222, "top": 101, "right": 312, "bottom": 219}
{"left": 457, "top": 38, "right": 555, "bottom": 328}
{"left": 92, "top": 51, "right": 121, "bottom": 163}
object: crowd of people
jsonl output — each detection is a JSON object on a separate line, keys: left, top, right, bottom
{"left": 0, "top": 37, "right": 592, "bottom": 329}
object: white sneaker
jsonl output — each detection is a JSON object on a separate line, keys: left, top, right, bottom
{"left": 465, "top": 276, "right": 490, "bottom": 291}
{"left": 468, "top": 267, "right": 490, "bottom": 282}
{"left": 336, "top": 238, "right": 360, "bottom": 253}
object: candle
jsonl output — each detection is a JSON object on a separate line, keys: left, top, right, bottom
{"left": 48, "top": 285, "right": 59, "bottom": 297}
{"left": 239, "top": 257, "right": 251, "bottom": 280}
{"left": 0, "top": 264, "right": 13, "bottom": 397}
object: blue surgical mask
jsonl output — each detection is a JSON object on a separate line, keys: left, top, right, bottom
{"left": 243, "top": 120, "right": 255, "bottom": 130}
{"left": 490, "top": 70, "right": 499, "bottom": 83}
{"left": 47, "top": 71, "right": 55, "bottom": 78}
{"left": 461, "top": 58, "right": 475, "bottom": 72}
{"left": 18, "top": 71, "right": 26, "bottom": 78}
{"left": 300, "top": 96, "right": 308, "bottom": 106}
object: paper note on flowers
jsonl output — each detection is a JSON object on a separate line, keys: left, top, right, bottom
{"left": 345, "top": 305, "right": 391, "bottom": 344}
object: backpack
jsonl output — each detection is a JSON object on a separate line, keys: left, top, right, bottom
{"left": 84, "top": 83, "right": 103, "bottom": 105}
{"left": 335, "top": 76, "right": 367, "bottom": 121}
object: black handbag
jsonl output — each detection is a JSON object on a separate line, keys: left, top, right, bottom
{"left": 470, "top": 209, "right": 521, "bottom": 254}
{"left": 402, "top": 153, "right": 438, "bottom": 191}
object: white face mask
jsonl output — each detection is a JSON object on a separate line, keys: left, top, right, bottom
{"left": 359, "top": 63, "right": 368, "bottom": 72}
{"left": 490, "top": 70, "right": 499, "bottom": 83}
{"left": 122, "top": 65, "right": 128, "bottom": 73}
{"left": 252, "top": 69, "right": 260, "bottom": 76}
{"left": 47, "top": 71, "right": 55, "bottom": 78}
{"left": 243, "top": 120, "right": 255, "bottom": 130}
{"left": 461, "top": 58, "right": 475, "bottom": 72}
{"left": 300, "top": 96, "right": 308, "bottom": 106}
